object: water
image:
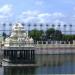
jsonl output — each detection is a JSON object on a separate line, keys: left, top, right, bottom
{"left": 1, "top": 54, "right": 75, "bottom": 74}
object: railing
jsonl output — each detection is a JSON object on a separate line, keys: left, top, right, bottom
{"left": 36, "top": 40, "right": 74, "bottom": 44}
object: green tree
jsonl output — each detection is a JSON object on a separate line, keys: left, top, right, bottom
{"left": 54, "top": 30, "right": 62, "bottom": 40}
{"left": 62, "top": 34, "right": 74, "bottom": 41}
{"left": 46, "top": 28, "right": 55, "bottom": 39}
{"left": 2, "top": 32, "right": 7, "bottom": 40}
{"left": 29, "top": 29, "right": 44, "bottom": 41}
{"left": 46, "top": 28, "right": 62, "bottom": 40}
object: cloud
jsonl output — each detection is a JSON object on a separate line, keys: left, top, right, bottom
{"left": 18, "top": 10, "right": 66, "bottom": 24}
{"left": 18, "top": 10, "right": 40, "bottom": 23}
{"left": 38, "top": 13, "right": 51, "bottom": 17}
{"left": 38, "top": 12, "right": 65, "bottom": 18}
{"left": 21, "top": 10, "right": 39, "bottom": 17}
{"left": 52, "top": 12, "right": 65, "bottom": 18}
{"left": 0, "top": 4, "right": 12, "bottom": 15}
{"left": 0, "top": 4, "right": 13, "bottom": 21}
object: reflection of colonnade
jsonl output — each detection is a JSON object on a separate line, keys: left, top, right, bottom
{"left": 4, "top": 67, "right": 35, "bottom": 75}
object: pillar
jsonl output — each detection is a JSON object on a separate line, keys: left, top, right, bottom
{"left": 30, "top": 50, "right": 31, "bottom": 61}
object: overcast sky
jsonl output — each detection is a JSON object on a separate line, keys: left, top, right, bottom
{"left": 0, "top": 0, "right": 75, "bottom": 25}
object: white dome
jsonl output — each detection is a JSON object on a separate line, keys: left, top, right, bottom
{"left": 12, "top": 23, "right": 24, "bottom": 31}
{"left": 4, "top": 22, "right": 34, "bottom": 47}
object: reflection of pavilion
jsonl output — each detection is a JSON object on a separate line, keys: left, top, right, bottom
{"left": 2, "top": 23, "right": 35, "bottom": 66}
{"left": 4, "top": 67, "right": 35, "bottom": 75}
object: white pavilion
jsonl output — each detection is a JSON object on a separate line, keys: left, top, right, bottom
{"left": 2, "top": 23, "right": 35, "bottom": 66}
{"left": 4, "top": 23, "right": 34, "bottom": 47}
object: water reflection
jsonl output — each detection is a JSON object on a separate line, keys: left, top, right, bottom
{"left": 4, "top": 67, "right": 36, "bottom": 75}
{"left": 36, "top": 54, "right": 75, "bottom": 67}
{"left": 3, "top": 54, "right": 75, "bottom": 74}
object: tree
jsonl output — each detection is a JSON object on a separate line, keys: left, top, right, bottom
{"left": 46, "top": 28, "right": 62, "bottom": 40}
{"left": 46, "top": 28, "right": 55, "bottom": 40}
{"left": 54, "top": 30, "right": 62, "bottom": 40}
{"left": 2, "top": 32, "right": 7, "bottom": 40}
{"left": 62, "top": 34, "right": 74, "bottom": 41}
{"left": 29, "top": 29, "right": 44, "bottom": 41}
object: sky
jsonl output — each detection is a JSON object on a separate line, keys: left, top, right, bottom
{"left": 0, "top": 0, "right": 75, "bottom": 25}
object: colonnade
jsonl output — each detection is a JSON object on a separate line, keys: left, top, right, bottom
{"left": 4, "top": 50, "right": 35, "bottom": 64}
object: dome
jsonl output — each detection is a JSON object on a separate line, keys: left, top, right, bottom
{"left": 12, "top": 23, "right": 25, "bottom": 31}
{"left": 4, "top": 22, "right": 34, "bottom": 47}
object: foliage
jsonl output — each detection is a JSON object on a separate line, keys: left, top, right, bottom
{"left": 62, "top": 34, "right": 75, "bottom": 41}
{"left": 29, "top": 29, "right": 44, "bottom": 41}
{"left": 46, "top": 28, "right": 62, "bottom": 40}
{"left": 2, "top": 32, "right": 7, "bottom": 40}
{"left": 29, "top": 28, "right": 63, "bottom": 41}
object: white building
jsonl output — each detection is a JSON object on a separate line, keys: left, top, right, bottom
{"left": 4, "top": 23, "right": 34, "bottom": 47}
{"left": 2, "top": 23, "right": 35, "bottom": 66}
